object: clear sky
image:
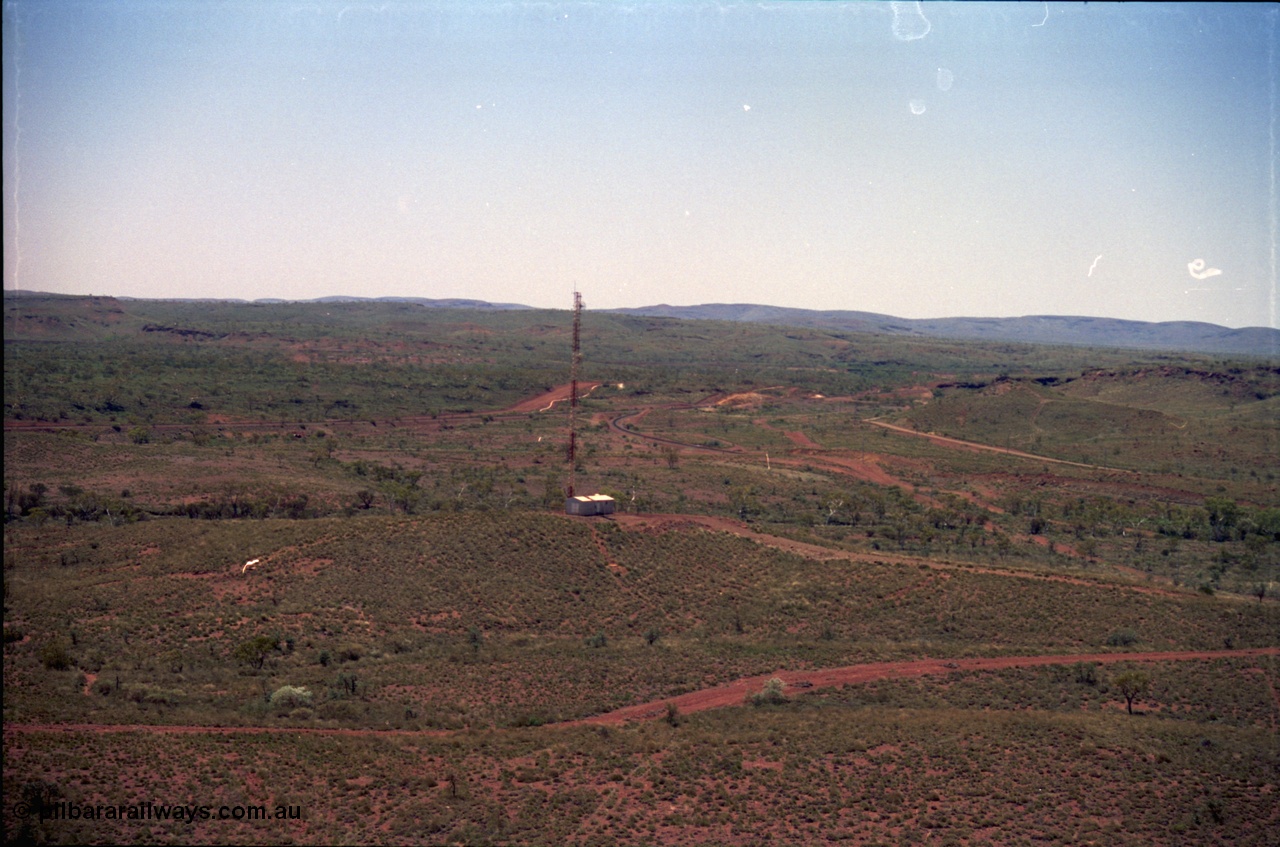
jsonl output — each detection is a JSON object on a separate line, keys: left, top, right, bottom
{"left": 3, "top": 1, "right": 1276, "bottom": 328}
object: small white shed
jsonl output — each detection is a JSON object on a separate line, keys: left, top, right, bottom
{"left": 565, "top": 494, "right": 616, "bottom": 516}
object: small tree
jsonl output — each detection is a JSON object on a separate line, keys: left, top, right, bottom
{"left": 823, "top": 497, "right": 847, "bottom": 526}
{"left": 729, "top": 486, "right": 760, "bottom": 522}
{"left": 1112, "top": 670, "right": 1150, "bottom": 715}
{"left": 233, "top": 635, "right": 277, "bottom": 670}
{"left": 334, "top": 672, "right": 358, "bottom": 697}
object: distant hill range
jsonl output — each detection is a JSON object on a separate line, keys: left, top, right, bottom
{"left": 118, "top": 294, "right": 536, "bottom": 311}
{"left": 5, "top": 291, "right": 1276, "bottom": 355}
{"left": 606, "top": 304, "right": 1279, "bottom": 357}
{"left": 308, "top": 295, "right": 534, "bottom": 311}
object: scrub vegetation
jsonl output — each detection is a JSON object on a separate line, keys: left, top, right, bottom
{"left": 5, "top": 293, "right": 1278, "bottom": 845}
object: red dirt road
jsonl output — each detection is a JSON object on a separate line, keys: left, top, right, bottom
{"left": 504, "top": 382, "right": 602, "bottom": 414}
{"left": 576, "top": 647, "right": 1280, "bottom": 726}
{"left": 5, "top": 648, "right": 1274, "bottom": 738}
{"left": 609, "top": 513, "right": 1191, "bottom": 598}
{"left": 864, "top": 419, "right": 1132, "bottom": 473}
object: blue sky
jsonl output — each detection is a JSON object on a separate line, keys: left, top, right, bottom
{"left": 3, "top": 2, "right": 1276, "bottom": 328}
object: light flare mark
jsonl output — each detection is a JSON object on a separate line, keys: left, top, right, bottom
{"left": 1087, "top": 255, "right": 1102, "bottom": 278}
{"left": 891, "top": 1, "right": 931, "bottom": 41}
{"left": 1188, "top": 259, "right": 1222, "bottom": 281}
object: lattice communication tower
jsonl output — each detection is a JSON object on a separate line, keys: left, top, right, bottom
{"left": 566, "top": 290, "right": 583, "bottom": 498}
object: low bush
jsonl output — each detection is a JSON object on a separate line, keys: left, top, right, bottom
{"left": 269, "top": 685, "right": 313, "bottom": 711}
{"left": 124, "top": 684, "right": 180, "bottom": 706}
{"left": 1106, "top": 629, "right": 1139, "bottom": 647}
{"left": 39, "top": 641, "right": 72, "bottom": 670}
{"left": 748, "top": 677, "right": 788, "bottom": 707}
{"left": 1073, "top": 662, "right": 1098, "bottom": 685}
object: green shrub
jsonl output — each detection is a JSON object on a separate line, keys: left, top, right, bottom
{"left": 39, "top": 641, "right": 72, "bottom": 670}
{"left": 269, "top": 685, "right": 313, "bottom": 711}
{"left": 1073, "top": 662, "right": 1098, "bottom": 685}
{"left": 748, "top": 677, "right": 788, "bottom": 706}
{"left": 664, "top": 701, "right": 680, "bottom": 727}
{"left": 125, "top": 684, "right": 180, "bottom": 706}
{"left": 318, "top": 700, "right": 359, "bottom": 721}
{"left": 1106, "top": 629, "right": 1139, "bottom": 647}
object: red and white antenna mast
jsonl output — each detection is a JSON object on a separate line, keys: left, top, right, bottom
{"left": 567, "top": 289, "right": 583, "bottom": 499}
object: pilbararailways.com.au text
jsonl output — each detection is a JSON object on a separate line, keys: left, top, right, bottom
{"left": 16, "top": 800, "right": 302, "bottom": 824}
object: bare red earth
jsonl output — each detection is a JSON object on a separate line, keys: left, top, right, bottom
{"left": 504, "top": 382, "right": 602, "bottom": 414}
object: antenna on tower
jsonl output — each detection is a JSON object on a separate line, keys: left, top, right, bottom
{"left": 561, "top": 292, "right": 616, "bottom": 517}
{"left": 567, "top": 289, "right": 583, "bottom": 499}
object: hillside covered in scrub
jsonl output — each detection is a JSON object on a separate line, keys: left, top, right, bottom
{"left": 4, "top": 294, "right": 1278, "bottom": 845}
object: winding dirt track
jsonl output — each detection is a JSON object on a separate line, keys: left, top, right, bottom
{"left": 5, "top": 649, "right": 1274, "bottom": 739}
{"left": 609, "top": 513, "right": 1193, "bottom": 599}
{"left": 506, "top": 382, "right": 602, "bottom": 414}
{"left": 574, "top": 648, "right": 1280, "bottom": 726}
{"left": 864, "top": 420, "right": 1134, "bottom": 474}
{"left": 8, "top": 387, "right": 1275, "bottom": 740}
